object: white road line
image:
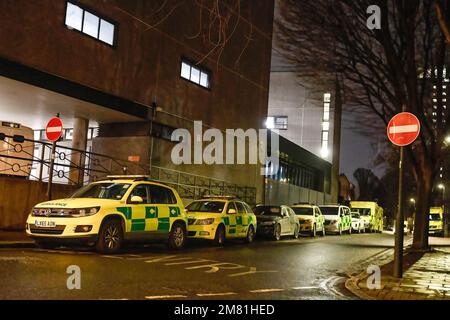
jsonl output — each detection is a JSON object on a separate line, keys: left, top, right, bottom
{"left": 249, "top": 288, "right": 284, "bottom": 293}
{"left": 145, "top": 295, "right": 188, "bottom": 300}
{"left": 389, "top": 124, "right": 418, "bottom": 134}
{"left": 196, "top": 292, "right": 237, "bottom": 297}
{"left": 291, "top": 286, "right": 319, "bottom": 290}
{"left": 101, "top": 255, "right": 124, "bottom": 259}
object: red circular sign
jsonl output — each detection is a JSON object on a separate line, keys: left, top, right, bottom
{"left": 45, "top": 117, "right": 64, "bottom": 142}
{"left": 387, "top": 112, "right": 420, "bottom": 146}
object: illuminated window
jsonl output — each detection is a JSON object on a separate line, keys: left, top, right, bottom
{"left": 180, "top": 59, "right": 211, "bottom": 89}
{"left": 65, "top": 2, "right": 116, "bottom": 46}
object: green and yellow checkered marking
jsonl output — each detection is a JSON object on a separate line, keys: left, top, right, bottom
{"left": 117, "top": 205, "right": 183, "bottom": 233}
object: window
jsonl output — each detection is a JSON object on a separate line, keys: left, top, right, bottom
{"left": 148, "top": 185, "right": 177, "bottom": 204}
{"left": 65, "top": 2, "right": 116, "bottom": 46}
{"left": 235, "top": 202, "right": 246, "bottom": 214}
{"left": 180, "top": 59, "right": 211, "bottom": 89}
{"left": 266, "top": 116, "right": 288, "bottom": 130}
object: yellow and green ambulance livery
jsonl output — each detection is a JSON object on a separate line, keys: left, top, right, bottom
{"left": 26, "top": 176, "right": 188, "bottom": 253}
{"left": 319, "top": 205, "right": 352, "bottom": 235}
{"left": 350, "top": 201, "right": 384, "bottom": 233}
{"left": 429, "top": 207, "right": 444, "bottom": 236}
{"left": 185, "top": 197, "right": 257, "bottom": 246}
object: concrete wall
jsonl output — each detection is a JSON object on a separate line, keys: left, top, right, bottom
{"left": 0, "top": 177, "right": 77, "bottom": 230}
{"left": 265, "top": 178, "right": 331, "bottom": 206}
{"left": 268, "top": 71, "right": 335, "bottom": 161}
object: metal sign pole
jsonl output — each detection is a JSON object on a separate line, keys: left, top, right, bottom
{"left": 394, "top": 143, "right": 405, "bottom": 278}
{"left": 46, "top": 140, "right": 56, "bottom": 201}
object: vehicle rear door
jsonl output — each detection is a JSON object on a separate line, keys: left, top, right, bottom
{"left": 225, "top": 202, "right": 238, "bottom": 238}
{"left": 234, "top": 202, "right": 247, "bottom": 236}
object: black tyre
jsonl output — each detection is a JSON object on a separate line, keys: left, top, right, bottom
{"left": 273, "top": 224, "right": 281, "bottom": 241}
{"left": 96, "top": 219, "right": 123, "bottom": 254}
{"left": 214, "top": 225, "right": 226, "bottom": 246}
{"left": 348, "top": 226, "right": 352, "bottom": 234}
{"left": 311, "top": 224, "right": 316, "bottom": 237}
{"left": 246, "top": 225, "right": 255, "bottom": 243}
{"left": 338, "top": 226, "right": 342, "bottom": 235}
{"left": 168, "top": 222, "right": 187, "bottom": 250}
{"left": 293, "top": 224, "right": 300, "bottom": 239}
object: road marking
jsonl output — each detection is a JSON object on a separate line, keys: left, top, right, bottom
{"left": 145, "top": 295, "right": 187, "bottom": 300}
{"left": 389, "top": 124, "right": 418, "bottom": 134}
{"left": 291, "top": 286, "right": 319, "bottom": 290}
{"left": 228, "top": 267, "right": 277, "bottom": 277}
{"left": 196, "top": 292, "right": 237, "bottom": 297}
{"left": 249, "top": 288, "right": 284, "bottom": 293}
{"left": 319, "top": 276, "right": 349, "bottom": 300}
{"left": 101, "top": 255, "right": 124, "bottom": 259}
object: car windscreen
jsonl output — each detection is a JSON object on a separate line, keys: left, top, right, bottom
{"left": 292, "top": 207, "right": 313, "bottom": 215}
{"left": 71, "top": 183, "right": 131, "bottom": 200}
{"left": 319, "top": 207, "right": 339, "bottom": 216}
{"left": 352, "top": 208, "right": 371, "bottom": 216}
{"left": 186, "top": 201, "right": 225, "bottom": 213}
{"left": 254, "top": 206, "right": 282, "bottom": 217}
{"left": 429, "top": 213, "right": 441, "bottom": 221}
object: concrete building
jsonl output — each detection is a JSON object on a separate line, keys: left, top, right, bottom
{"left": 264, "top": 0, "right": 339, "bottom": 205}
{"left": 0, "top": 0, "right": 275, "bottom": 209}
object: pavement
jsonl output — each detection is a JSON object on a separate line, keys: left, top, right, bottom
{"left": 346, "top": 237, "right": 450, "bottom": 300}
{"left": 0, "top": 230, "right": 34, "bottom": 248}
{"left": 0, "top": 232, "right": 400, "bottom": 300}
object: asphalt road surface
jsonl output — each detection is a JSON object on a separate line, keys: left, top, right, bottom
{"left": 0, "top": 233, "right": 409, "bottom": 300}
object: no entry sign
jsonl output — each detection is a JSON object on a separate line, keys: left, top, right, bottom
{"left": 45, "top": 117, "right": 64, "bottom": 142}
{"left": 387, "top": 112, "right": 420, "bottom": 147}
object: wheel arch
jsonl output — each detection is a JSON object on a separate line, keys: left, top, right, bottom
{"left": 101, "top": 214, "right": 127, "bottom": 233}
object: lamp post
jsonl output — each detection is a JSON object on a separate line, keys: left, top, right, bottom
{"left": 438, "top": 184, "right": 447, "bottom": 237}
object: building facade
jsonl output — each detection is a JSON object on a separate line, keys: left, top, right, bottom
{"left": 0, "top": 0, "right": 275, "bottom": 205}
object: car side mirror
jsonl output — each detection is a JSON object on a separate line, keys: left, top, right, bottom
{"left": 130, "top": 196, "right": 144, "bottom": 204}
{"left": 228, "top": 209, "right": 237, "bottom": 214}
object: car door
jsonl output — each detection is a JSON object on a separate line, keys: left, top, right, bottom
{"left": 234, "top": 202, "right": 247, "bottom": 237}
{"left": 344, "top": 207, "right": 352, "bottom": 231}
{"left": 225, "top": 202, "right": 238, "bottom": 238}
{"left": 126, "top": 184, "right": 151, "bottom": 235}
{"left": 287, "top": 207, "right": 298, "bottom": 233}
{"left": 148, "top": 185, "right": 179, "bottom": 235}
{"left": 280, "top": 206, "right": 292, "bottom": 234}
{"left": 314, "top": 207, "right": 324, "bottom": 231}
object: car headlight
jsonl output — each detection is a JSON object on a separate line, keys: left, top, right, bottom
{"left": 72, "top": 207, "right": 100, "bottom": 218}
{"left": 195, "top": 218, "right": 215, "bottom": 225}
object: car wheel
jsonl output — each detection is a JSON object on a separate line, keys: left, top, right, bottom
{"left": 35, "top": 240, "right": 60, "bottom": 250}
{"left": 322, "top": 226, "right": 326, "bottom": 237}
{"left": 246, "top": 225, "right": 255, "bottom": 243}
{"left": 311, "top": 224, "right": 316, "bottom": 237}
{"left": 273, "top": 224, "right": 281, "bottom": 241}
{"left": 293, "top": 224, "right": 300, "bottom": 239}
{"left": 213, "top": 225, "right": 226, "bottom": 246}
{"left": 96, "top": 219, "right": 123, "bottom": 254}
{"left": 168, "top": 222, "right": 186, "bottom": 250}
{"left": 348, "top": 226, "right": 352, "bottom": 234}
{"left": 338, "top": 226, "right": 342, "bottom": 235}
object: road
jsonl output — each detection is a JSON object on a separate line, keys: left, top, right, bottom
{"left": 0, "top": 233, "right": 408, "bottom": 300}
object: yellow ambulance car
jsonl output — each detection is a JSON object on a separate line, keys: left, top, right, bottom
{"left": 26, "top": 176, "right": 188, "bottom": 253}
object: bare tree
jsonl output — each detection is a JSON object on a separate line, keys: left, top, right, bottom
{"left": 277, "top": 0, "right": 448, "bottom": 250}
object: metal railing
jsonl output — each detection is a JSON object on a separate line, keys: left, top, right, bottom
{"left": 0, "top": 133, "right": 257, "bottom": 205}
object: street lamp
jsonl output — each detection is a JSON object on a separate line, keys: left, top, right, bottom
{"left": 445, "top": 136, "right": 450, "bottom": 144}
{"left": 438, "top": 184, "right": 447, "bottom": 237}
